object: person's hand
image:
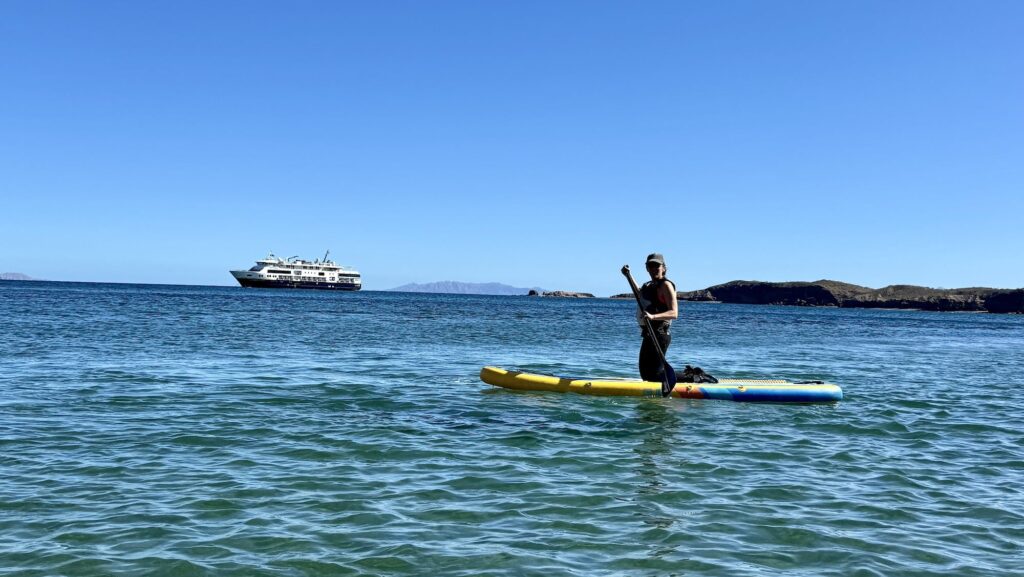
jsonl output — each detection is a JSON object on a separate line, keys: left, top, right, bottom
{"left": 643, "top": 311, "right": 654, "bottom": 320}
{"left": 621, "top": 265, "right": 630, "bottom": 276}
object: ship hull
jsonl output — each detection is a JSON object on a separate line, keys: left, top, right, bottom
{"left": 234, "top": 277, "right": 361, "bottom": 291}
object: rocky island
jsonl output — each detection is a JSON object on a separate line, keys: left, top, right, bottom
{"left": 528, "top": 290, "right": 595, "bottom": 298}
{"left": 615, "top": 280, "right": 1024, "bottom": 314}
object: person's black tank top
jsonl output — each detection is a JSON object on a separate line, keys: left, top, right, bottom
{"left": 640, "top": 277, "right": 675, "bottom": 333}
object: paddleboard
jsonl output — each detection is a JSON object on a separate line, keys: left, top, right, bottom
{"left": 480, "top": 366, "right": 843, "bottom": 403}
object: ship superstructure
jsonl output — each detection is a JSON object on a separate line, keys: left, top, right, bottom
{"left": 230, "top": 251, "right": 361, "bottom": 291}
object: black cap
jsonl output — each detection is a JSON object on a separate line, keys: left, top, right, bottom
{"left": 646, "top": 253, "right": 665, "bottom": 266}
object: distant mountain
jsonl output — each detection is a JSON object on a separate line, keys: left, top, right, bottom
{"left": 388, "top": 281, "right": 546, "bottom": 295}
{"left": 0, "top": 272, "right": 35, "bottom": 281}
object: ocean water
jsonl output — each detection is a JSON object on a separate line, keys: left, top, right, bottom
{"left": 1, "top": 281, "right": 1021, "bottom": 576}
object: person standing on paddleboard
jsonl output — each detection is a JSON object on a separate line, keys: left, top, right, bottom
{"left": 622, "top": 253, "right": 678, "bottom": 382}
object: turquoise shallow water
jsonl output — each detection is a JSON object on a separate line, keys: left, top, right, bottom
{"left": 1, "top": 281, "right": 1022, "bottom": 576}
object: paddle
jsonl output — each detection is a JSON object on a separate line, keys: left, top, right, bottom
{"left": 621, "top": 265, "right": 677, "bottom": 397}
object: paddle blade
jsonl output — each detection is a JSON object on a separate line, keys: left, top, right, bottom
{"left": 661, "top": 362, "right": 677, "bottom": 398}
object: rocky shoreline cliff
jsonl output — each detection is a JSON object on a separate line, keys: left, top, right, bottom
{"left": 616, "top": 280, "right": 1024, "bottom": 314}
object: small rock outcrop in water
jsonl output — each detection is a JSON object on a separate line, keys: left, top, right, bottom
{"left": 531, "top": 290, "right": 595, "bottom": 298}
{"left": 677, "top": 289, "right": 717, "bottom": 302}
{"left": 672, "top": 280, "right": 1023, "bottom": 314}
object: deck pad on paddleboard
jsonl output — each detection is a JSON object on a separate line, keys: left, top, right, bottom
{"left": 480, "top": 367, "right": 842, "bottom": 403}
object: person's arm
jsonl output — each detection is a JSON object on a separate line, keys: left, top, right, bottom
{"left": 646, "top": 281, "right": 678, "bottom": 321}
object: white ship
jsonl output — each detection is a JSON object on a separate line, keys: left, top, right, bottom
{"left": 230, "top": 251, "right": 362, "bottom": 291}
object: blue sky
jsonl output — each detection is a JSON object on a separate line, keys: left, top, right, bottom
{"left": 2, "top": 1, "right": 1021, "bottom": 295}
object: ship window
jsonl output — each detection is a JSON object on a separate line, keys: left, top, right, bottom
{"left": 319, "top": 272, "right": 325, "bottom": 276}
{"left": 249, "top": 266, "right": 261, "bottom": 271}
{"left": 268, "top": 269, "right": 291, "bottom": 274}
